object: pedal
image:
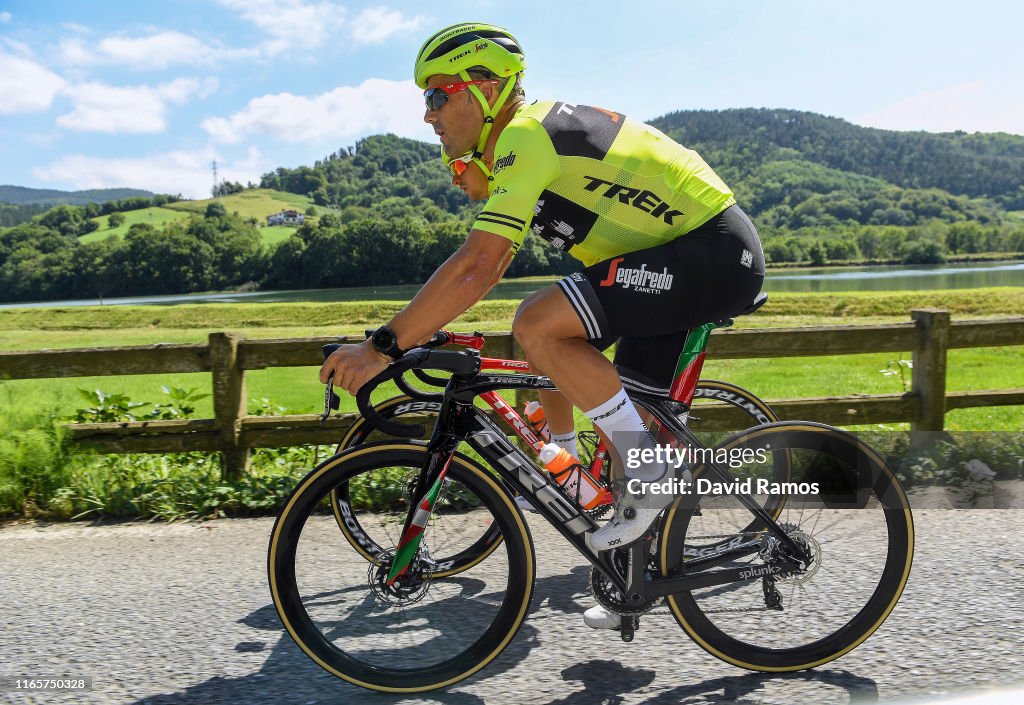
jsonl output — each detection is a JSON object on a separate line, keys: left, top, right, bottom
{"left": 619, "top": 615, "right": 639, "bottom": 642}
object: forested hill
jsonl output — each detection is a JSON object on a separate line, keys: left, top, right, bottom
{"left": 0, "top": 186, "right": 159, "bottom": 227}
{"left": 0, "top": 186, "right": 155, "bottom": 206}
{"left": 4, "top": 108, "right": 1023, "bottom": 303}
{"left": 260, "top": 108, "right": 1024, "bottom": 234}
{"left": 649, "top": 108, "right": 1024, "bottom": 201}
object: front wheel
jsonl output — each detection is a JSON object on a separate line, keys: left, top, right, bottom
{"left": 657, "top": 422, "right": 914, "bottom": 671}
{"left": 269, "top": 442, "right": 535, "bottom": 693}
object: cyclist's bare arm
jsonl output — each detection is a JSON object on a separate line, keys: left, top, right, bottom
{"left": 389, "top": 229, "right": 514, "bottom": 350}
{"left": 320, "top": 229, "right": 513, "bottom": 391}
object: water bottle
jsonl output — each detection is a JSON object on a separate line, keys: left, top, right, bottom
{"left": 538, "top": 443, "right": 602, "bottom": 510}
{"left": 524, "top": 401, "right": 551, "bottom": 442}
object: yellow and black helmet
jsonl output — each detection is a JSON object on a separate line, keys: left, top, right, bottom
{"left": 414, "top": 22, "right": 525, "bottom": 89}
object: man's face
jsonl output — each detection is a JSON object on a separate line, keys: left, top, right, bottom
{"left": 423, "top": 73, "right": 486, "bottom": 156}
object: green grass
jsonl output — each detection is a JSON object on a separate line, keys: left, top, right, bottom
{"left": 83, "top": 189, "right": 317, "bottom": 245}
{"left": 83, "top": 207, "right": 193, "bottom": 242}
{"left": 0, "top": 289, "right": 1021, "bottom": 431}
{"left": 0, "top": 287, "right": 1020, "bottom": 334}
{"left": 163, "top": 188, "right": 314, "bottom": 220}
{"left": 261, "top": 225, "right": 299, "bottom": 244}
{"left": 1, "top": 288, "right": 1021, "bottom": 522}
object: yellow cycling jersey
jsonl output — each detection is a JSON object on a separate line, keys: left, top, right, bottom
{"left": 472, "top": 101, "right": 737, "bottom": 266}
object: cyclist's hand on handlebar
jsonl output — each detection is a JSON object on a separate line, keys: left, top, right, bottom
{"left": 319, "top": 340, "right": 390, "bottom": 395}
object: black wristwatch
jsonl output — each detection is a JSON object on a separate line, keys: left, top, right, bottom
{"left": 370, "top": 325, "right": 405, "bottom": 361}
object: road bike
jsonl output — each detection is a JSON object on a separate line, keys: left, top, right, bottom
{"left": 329, "top": 295, "right": 785, "bottom": 574}
{"left": 268, "top": 312, "right": 915, "bottom": 693}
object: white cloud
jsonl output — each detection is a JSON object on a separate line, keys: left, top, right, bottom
{"left": 33, "top": 146, "right": 267, "bottom": 200}
{"left": 856, "top": 77, "right": 1024, "bottom": 135}
{"left": 350, "top": 6, "right": 428, "bottom": 45}
{"left": 0, "top": 52, "right": 66, "bottom": 114}
{"left": 202, "top": 77, "right": 431, "bottom": 144}
{"left": 0, "top": 12, "right": 11, "bottom": 23}
{"left": 57, "top": 78, "right": 219, "bottom": 134}
{"left": 60, "top": 31, "right": 255, "bottom": 70}
{"left": 1, "top": 37, "right": 34, "bottom": 57}
{"left": 218, "top": 0, "right": 346, "bottom": 54}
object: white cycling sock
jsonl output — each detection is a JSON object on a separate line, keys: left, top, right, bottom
{"left": 550, "top": 431, "right": 578, "bottom": 459}
{"left": 583, "top": 388, "right": 665, "bottom": 482}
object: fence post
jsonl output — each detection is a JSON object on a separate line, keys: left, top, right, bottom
{"left": 910, "top": 309, "right": 950, "bottom": 446}
{"left": 209, "top": 332, "right": 249, "bottom": 479}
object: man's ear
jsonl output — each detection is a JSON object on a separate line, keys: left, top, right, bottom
{"left": 480, "top": 80, "right": 501, "bottom": 108}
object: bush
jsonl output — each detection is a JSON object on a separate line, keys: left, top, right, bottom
{"left": 0, "top": 394, "right": 73, "bottom": 518}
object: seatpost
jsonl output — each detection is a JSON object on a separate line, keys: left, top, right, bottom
{"left": 667, "top": 321, "right": 724, "bottom": 404}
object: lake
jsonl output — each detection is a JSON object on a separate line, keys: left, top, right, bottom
{"left": 3, "top": 260, "right": 1022, "bottom": 308}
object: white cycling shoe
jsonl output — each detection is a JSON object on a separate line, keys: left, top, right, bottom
{"left": 583, "top": 604, "right": 621, "bottom": 630}
{"left": 588, "top": 470, "right": 689, "bottom": 551}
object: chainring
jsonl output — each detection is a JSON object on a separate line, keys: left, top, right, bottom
{"left": 589, "top": 548, "right": 660, "bottom": 616}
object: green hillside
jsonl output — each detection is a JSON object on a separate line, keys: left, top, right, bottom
{"left": 164, "top": 188, "right": 315, "bottom": 221}
{"left": 0, "top": 185, "right": 154, "bottom": 206}
{"left": 649, "top": 108, "right": 1024, "bottom": 201}
{"left": 82, "top": 207, "right": 194, "bottom": 242}
{"left": 4, "top": 109, "right": 1024, "bottom": 303}
{"left": 83, "top": 189, "right": 316, "bottom": 244}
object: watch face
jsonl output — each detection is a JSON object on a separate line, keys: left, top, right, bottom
{"left": 372, "top": 327, "right": 397, "bottom": 353}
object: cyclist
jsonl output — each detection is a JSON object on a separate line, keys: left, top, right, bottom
{"left": 320, "top": 22, "right": 766, "bottom": 629}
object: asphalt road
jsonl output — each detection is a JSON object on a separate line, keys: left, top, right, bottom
{"left": 2, "top": 506, "right": 1023, "bottom": 705}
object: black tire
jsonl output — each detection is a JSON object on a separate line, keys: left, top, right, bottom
{"left": 269, "top": 441, "right": 535, "bottom": 693}
{"left": 657, "top": 422, "right": 914, "bottom": 671}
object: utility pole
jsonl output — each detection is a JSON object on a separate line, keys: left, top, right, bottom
{"left": 212, "top": 160, "right": 219, "bottom": 198}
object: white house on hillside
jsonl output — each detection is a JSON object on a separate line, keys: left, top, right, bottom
{"left": 267, "top": 209, "right": 305, "bottom": 226}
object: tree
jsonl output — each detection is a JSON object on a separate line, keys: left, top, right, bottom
{"left": 108, "top": 212, "right": 126, "bottom": 229}
{"left": 205, "top": 202, "right": 228, "bottom": 219}
{"left": 807, "top": 241, "right": 827, "bottom": 265}
{"left": 212, "top": 181, "right": 244, "bottom": 197}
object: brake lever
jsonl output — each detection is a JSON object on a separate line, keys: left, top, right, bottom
{"left": 320, "top": 372, "right": 341, "bottom": 423}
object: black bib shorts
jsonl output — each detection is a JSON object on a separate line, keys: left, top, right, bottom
{"left": 556, "top": 205, "right": 766, "bottom": 395}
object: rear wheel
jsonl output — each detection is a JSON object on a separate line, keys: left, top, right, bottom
{"left": 658, "top": 422, "right": 914, "bottom": 671}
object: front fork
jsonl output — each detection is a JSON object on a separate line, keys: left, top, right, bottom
{"left": 385, "top": 448, "right": 455, "bottom": 583}
{"left": 384, "top": 404, "right": 467, "bottom": 583}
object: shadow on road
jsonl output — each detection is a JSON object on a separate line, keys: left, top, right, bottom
{"left": 129, "top": 574, "right": 555, "bottom": 705}
{"left": 129, "top": 564, "right": 877, "bottom": 705}
{"left": 635, "top": 668, "right": 879, "bottom": 705}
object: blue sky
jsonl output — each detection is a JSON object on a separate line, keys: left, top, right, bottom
{"left": 1, "top": 0, "right": 1022, "bottom": 199}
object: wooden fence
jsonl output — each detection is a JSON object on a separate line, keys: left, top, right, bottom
{"left": 1, "top": 309, "right": 1022, "bottom": 478}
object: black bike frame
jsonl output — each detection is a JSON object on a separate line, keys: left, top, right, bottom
{"left": 405, "top": 366, "right": 806, "bottom": 602}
